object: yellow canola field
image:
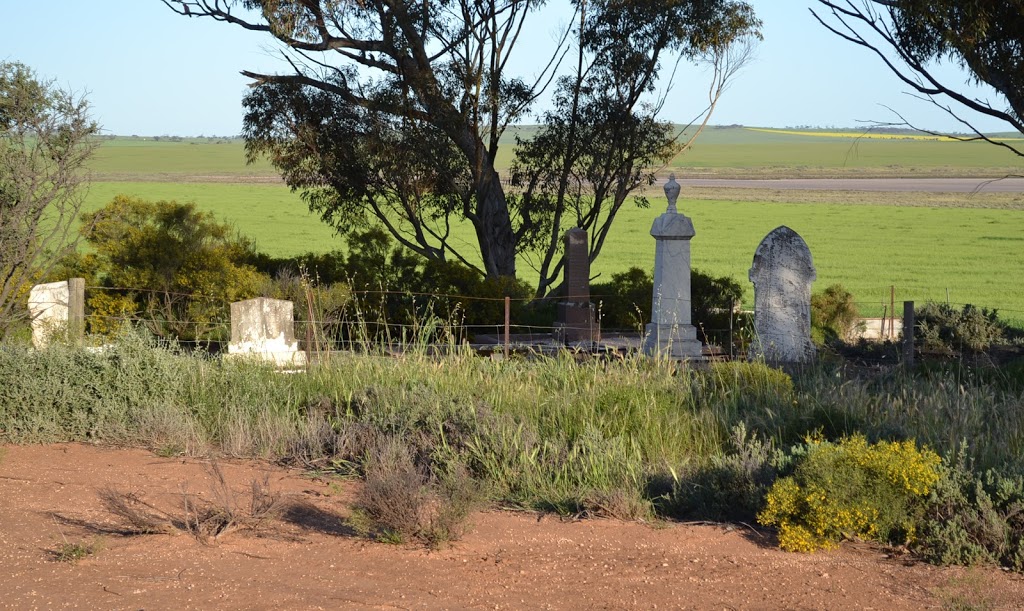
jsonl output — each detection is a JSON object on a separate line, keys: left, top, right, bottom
{"left": 746, "top": 127, "right": 955, "bottom": 141}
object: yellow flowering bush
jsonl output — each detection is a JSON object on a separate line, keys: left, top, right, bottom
{"left": 758, "top": 434, "right": 941, "bottom": 552}
{"left": 86, "top": 292, "right": 138, "bottom": 336}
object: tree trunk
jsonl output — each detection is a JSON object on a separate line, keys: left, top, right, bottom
{"left": 474, "top": 167, "right": 517, "bottom": 279}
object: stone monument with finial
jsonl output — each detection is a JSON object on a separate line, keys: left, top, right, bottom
{"left": 642, "top": 174, "right": 702, "bottom": 359}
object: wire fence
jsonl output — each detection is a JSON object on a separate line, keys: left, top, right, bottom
{"left": 72, "top": 284, "right": 756, "bottom": 358}
{"left": 52, "top": 283, "right": 1024, "bottom": 362}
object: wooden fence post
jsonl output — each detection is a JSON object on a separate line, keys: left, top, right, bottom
{"left": 67, "top": 278, "right": 85, "bottom": 344}
{"left": 890, "top": 285, "right": 896, "bottom": 339}
{"left": 504, "top": 296, "right": 510, "bottom": 359}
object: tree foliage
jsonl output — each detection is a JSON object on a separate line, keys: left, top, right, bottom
{"left": 812, "top": 1, "right": 1024, "bottom": 155}
{"left": 165, "top": 0, "right": 759, "bottom": 290}
{"left": 170, "top": 0, "right": 549, "bottom": 279}
{"left": 512, "top": 1, "right": 758, "bottom": 296}
{"left": 0, "top": 62, "right": 98, "bottom": 336}
{"left": 73, "top": 196, "right": 266, "bottom": 340}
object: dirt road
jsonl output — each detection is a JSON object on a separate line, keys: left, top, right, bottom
{"left": 675, "top": 177, "right": 1024, "bottom": 193}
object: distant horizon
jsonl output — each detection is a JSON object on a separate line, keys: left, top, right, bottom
{"left": 96, "top": 124, "right": 1024, "bottom": 140}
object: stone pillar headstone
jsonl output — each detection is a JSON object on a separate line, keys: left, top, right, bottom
{"left": 555, "top": 227, "right": 599, "bottom": 345}
{"left": 748, "top": 226, "right": 816, "bottom": 363}
{"left": 642, "top": 174, "right": 702, "bottom": 359}
{"left": 228, "top": 297, "right": 306, "bottom": 367}
{"left": 28, "top": 278, "right": 85, "bottom": 348}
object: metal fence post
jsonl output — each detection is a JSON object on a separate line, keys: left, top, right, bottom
{"left": 903, "top": 300, "right": 915, "bottom": 366}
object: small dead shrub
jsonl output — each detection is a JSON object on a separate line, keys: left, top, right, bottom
{"left": 98, "top": 487, "right": 173, "bottom": 534}
{"left": 422, "top": 461, "right": 480, "bottom": 546}
{"left": 100, "top": 461, "right": 286, "bottom": 544}
{"left": 581, "top": 488, "right": 652, "bottom": 521}
{"left": 355, "top": 436, "right": 479, "bottom": 546}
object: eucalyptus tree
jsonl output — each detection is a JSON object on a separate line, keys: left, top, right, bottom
{"left": 164, "top": 0, "right": 759, "bottom": 287}
{"left": 511, "top": 0, "right": 758, "bottom": 297}
{"left": 813, "top": 1, "right": 1024, "bottom": 156}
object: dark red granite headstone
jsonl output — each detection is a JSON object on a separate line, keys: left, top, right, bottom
{"left": 556, "top": 228, "right": 599, "bottom": 344}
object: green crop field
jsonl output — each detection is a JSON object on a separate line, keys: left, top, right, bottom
{"left": 662, "top": 127, "right": 1024, "bottom": 176}
{"left": 84, "top": 182, "right": 337, "bottom": 256}
{"left": 80, "top": 127, "right": 1024, "bottom": 322}
{"left": 89, "top": 126, "right": 1024, "bottom": 180}
{"left": 89, "top": 137, "right": 277, "bottom": 179}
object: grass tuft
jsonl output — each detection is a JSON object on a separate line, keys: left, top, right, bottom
{"left": 51, "top": 528, "right": 103, "bottom": 564}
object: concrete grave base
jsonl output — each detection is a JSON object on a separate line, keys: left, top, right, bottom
{"left": 642, "top": 322, "right": 703, "bottom": 360}
{"left": 225, "top": 344, "right": 308, "bottom": 368}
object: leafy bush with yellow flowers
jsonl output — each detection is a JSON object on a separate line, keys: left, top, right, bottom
{"left": 758, "top": 434, "right": 941, "bottom": 552}
{"left": 60, "top": 195, "right": 269, "bottom": 342}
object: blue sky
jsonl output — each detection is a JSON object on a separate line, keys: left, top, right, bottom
{"left": 3, "top": 1, "right": 1010, "bottom": 136}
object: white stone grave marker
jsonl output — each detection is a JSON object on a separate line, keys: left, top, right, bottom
{"left": 228, "top": 297, "right": 306, "bottom": 367}
{"left": 642, "top": 174, "right": 702, "bottom": 359}
{"left": 748, "top": 226, "right": 816, "bottom": 363}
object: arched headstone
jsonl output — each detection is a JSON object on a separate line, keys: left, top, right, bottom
{"left": 748, "top": 226, "right": 816, "bottom": 363}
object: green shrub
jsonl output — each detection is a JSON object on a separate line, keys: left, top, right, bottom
{"left": 691, "top": 268, "right": 745, "bottom": 335}
{"left": 758, "top": 434, "right": 941, "bottom": 552}
{"left": 915, "top": 447, "right": 1024, "bottom": 570}
{"left": 916, "top": 302, "right": 1005, "bottom": 354}
{"left": 419, "top": 259, "right": 535, "bottom": 332}
{"left": 593, "top": 267, "right": 747, "bottom": 339}
{"left": 665, "top": 424, "right": 783, "bottom": 523}
{"left": 74, "top": 195, "right": 269, "bottom": 342}
{"left": 592, "top": 267, "right": 652, "bottom": 331}
{"left": 252, "top": 249, "right": 350, "bottom": 286}
{"left": 811, "top": 284, "right": 861, "bottom": 345}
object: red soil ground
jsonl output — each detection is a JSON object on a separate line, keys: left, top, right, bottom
{"left": 2, "top": 443, "right": 1022, "bottom": 610}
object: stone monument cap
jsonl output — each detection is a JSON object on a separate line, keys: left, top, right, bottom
{"left": 650, "top": 212, "right": 695, "bottom": 239}
{"left": 664, "top": 173, "right": 680, "bottom": 214}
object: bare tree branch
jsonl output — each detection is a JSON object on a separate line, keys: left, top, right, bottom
{"left": 812, "top": 0, "right": 1024, "bottom": 157}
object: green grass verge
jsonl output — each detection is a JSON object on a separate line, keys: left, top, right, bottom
{"left": 2, "top": 331, "right": 1023, "bottom": 514}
